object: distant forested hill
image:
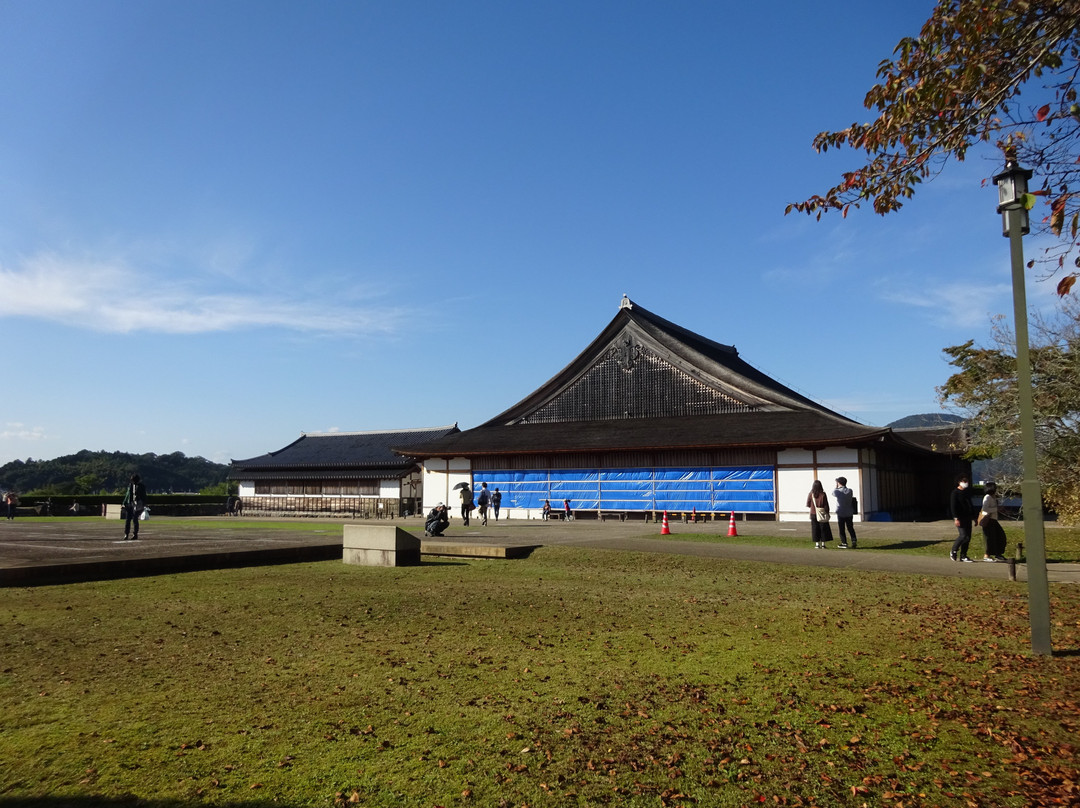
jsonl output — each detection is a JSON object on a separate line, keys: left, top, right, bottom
{"left": 886, "top": 413, "right": 1014, "bottom": 482}
{"left": 0, "top": 450, "right": 229, "bottom": 495}
{"left": 886, "top": 413, "right": 964, "bottom": 429}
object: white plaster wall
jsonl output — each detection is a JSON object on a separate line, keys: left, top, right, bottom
{"left": 421, "top": 458, "right": 472, "bottom": 512}
{"left": 379, "top": 479, "right": 401, "bottom": 498}
{"left": 779, "top": 448, "right": 814, "bottom": 465}
{"left": 238, "top": 481, "right": 254, "bottom": 497}
{"left": 776, "top": 448, "right": 864, "bottom": 522}
{"left": 777, "top": 466, "right": 818, "bottom": 521}
{"left": 815, "top": 447, "right": 858, "bottom": 465}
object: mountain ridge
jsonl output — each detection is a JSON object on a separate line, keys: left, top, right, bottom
{"left": 0, "top": 450, "right": 229, "bottom": 494}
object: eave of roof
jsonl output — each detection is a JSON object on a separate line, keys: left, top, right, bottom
{"left": 230, "top": 466, "right": 417, "bottom": 482}
{"left": 890, "top": 425, "right": 969, "bottom": 455}
{"left": 406, "top": 412, "right": 891, "bottom": 457}
{"left": 231, "top": 425, "right": 458, "bottom": 470}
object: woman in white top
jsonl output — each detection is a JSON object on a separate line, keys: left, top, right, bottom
{"left": 977, "top": 481, "right": 1007, "bottom": 562}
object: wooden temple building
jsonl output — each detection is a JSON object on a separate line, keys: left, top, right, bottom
{"left": 403, "top": 297, "right": 968, "bottom": 521}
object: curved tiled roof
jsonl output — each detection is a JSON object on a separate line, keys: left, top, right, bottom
{"left": 228, "top": 299, "right": 963, "bottom": 469}
{"left": 230, "top": 425, "right": 459, "bottom": 478}
{"left": 481, "top": 296, "right": 852, "bottom": 425}
{"left": 403, "top": 298, "right": 908, "bottom": 459}
{"left": 404, "top": 411, "right": 889, "bottom": 458}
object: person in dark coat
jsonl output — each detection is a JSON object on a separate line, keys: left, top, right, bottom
{"left": 425, "top": 503, "right": 449, "bottom": 537}
{"left": 831, "top": 476, "right": 857, "bottom": 549}
{"left": 122, "top": 473, "right": 146, "bottom": 541}
{"left": 477, "top": 483, "right": 490, "bottom": 525}
{"left": 807, "top": 480, "right": 833, "bottom": 549}
{"left": 949, "top": 475, "right": 975, "bottom": 562}
{"left": 492, "top": 488, "right": 502, "bottom": 521}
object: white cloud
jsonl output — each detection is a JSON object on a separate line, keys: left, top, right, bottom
{"left": 0, "top": 423, "right": 48, "bottom": 442}
{"left": 0, "top": 252, "right": 407, "bottom": 336}
{"left": 879, "top": 279, "right": 1014, "bottom": 329}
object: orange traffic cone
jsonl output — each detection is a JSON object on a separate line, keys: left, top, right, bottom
{"left": 661, "top": 510, "right": 671, "bottom": 535}
{"left": 727, "top": 511, "right": 738, "bottom": 537}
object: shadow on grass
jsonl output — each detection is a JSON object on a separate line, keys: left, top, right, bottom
{"left": 872, "top": 540, "right": 944, "bottom": 551}
{"left": 0, "top": 799, "right": 296, "bottom": 808}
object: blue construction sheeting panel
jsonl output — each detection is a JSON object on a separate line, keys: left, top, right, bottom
{"left": 473, "top": 466, "right": 775, "bottom": 513}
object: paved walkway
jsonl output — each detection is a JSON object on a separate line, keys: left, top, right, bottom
{"left": 0, "top": 515, "right": 1077, "bottom": 586}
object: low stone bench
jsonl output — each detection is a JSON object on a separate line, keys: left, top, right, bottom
{"left": 420, "top": 540, "right": 539, "bottom": 559}
{"left": 343, "top": 524, "right": 421, "bottom": 567}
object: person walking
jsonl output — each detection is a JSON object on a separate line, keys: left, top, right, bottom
{"left": 977, "top": 481, "right": 1007, "bottom": 562}
{"left": 563, "top": 498, "right": 572, "bottom": 521}
{"left": 807, "top": 480, "right": 833, "bottom": 549}
{"left": 949, "top": 475, "right": 975, "bottom": 562}
{"left": 477, "top": 483, "right": 490, "bottom": 526}
{"left": 122, "top": 473, "right": 146, "bottom": 541}
{"left": 492, "top": 487, "right": 502, "bottom": 521}
{"left": 832, "top": 477, "right": 857, "bottom": 548}
{"left": 459, "top": 483, "right": 474, "bottom": 526}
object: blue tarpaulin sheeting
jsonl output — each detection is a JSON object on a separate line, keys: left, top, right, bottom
{"left": 473, "top": 467, "right": 774, "bottom": 513}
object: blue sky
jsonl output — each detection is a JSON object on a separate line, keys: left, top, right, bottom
{"left": 0, "top": 1, "right": 1059, "bottom": 467}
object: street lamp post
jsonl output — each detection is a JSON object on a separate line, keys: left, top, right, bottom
{"left": 992, "top": 157, "right": 1053, "bottom": 656}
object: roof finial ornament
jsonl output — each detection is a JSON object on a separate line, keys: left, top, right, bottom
{"left": 620, "top": 295, "right": 633, "bottom": 310}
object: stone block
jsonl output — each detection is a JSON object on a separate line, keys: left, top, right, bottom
{"left": 343, "top": 524, "right": 421, "bottom": 567}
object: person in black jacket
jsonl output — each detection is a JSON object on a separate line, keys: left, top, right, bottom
{"left": 949, "top": 475, "right": 975, "bottom": 562}
{"left": 122, "top": 473, "right": 146, "bottom": 541}
{"left": 477, "top": 483, "right": 490, "bottom": 525}
{"left": 425, "top": 503, "right": 449, "bottom": 537}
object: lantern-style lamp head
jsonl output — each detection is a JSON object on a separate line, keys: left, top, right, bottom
{"left": 993, "top": 157, "right": 1033, "bottom": 236}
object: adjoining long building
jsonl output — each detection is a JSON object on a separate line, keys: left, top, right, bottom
{"left": 403, "top": 296, "right": 968, "bottom": 521}
{"left": 230, "top": 426, "right": 458, "bottom": 518}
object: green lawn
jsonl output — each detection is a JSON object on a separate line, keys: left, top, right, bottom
{"left": 2, "top": 546, "right": 1078, "bottom": 807}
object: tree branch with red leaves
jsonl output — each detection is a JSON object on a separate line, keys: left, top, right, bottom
{"left": 788, "top": 0, "right": 1080, "bottom": 292}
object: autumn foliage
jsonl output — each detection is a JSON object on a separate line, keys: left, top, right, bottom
{"left": 788, "top": 0, "right": 1080, "bottom": 289}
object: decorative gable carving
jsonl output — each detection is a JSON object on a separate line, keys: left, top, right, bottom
{"left": 518, "top": 339, "right": 755, "bottom": 424}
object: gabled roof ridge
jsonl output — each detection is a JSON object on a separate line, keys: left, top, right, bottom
{"left": 301, "top": 424, "right": 457, "bottom": 437}
{"left": 479, "top": 296, "right": 860, "bottom": 426}
{"left": 622, "top": 297, "right": 738, "bottom": 356}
